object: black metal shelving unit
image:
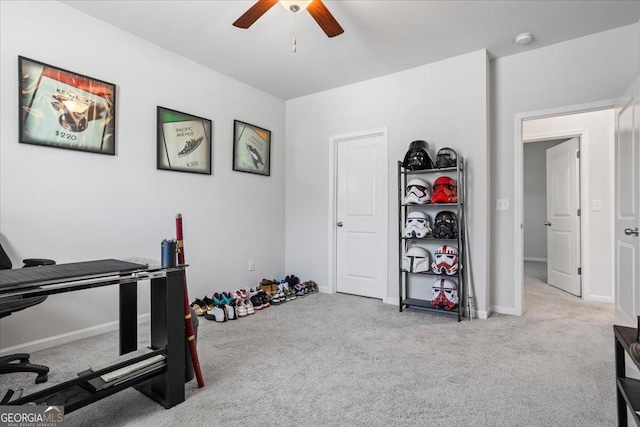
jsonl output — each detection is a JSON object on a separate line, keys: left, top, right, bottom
{"left": 614, "top": 325, "right": 640, "bottom": 426}
{"left": 397, "top": 158, "right": 466, "bottom": 321}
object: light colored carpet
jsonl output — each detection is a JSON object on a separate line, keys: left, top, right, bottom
{"left": 524, "top": 259, "right": 547, "bottom": 285}
{"left": 1, "top": 267, "right": 617, "bottom": 426}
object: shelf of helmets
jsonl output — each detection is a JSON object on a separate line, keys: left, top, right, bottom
{"left": 397, "top": 158, "right": 466, "bottom": 322}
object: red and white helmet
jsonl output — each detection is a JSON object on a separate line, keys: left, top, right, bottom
{"left": 402, "top": 246, "right": 431, "bottom": 273}
{"left": 430, "top": 278, "right": 459, "bottom": 310}
{"left": 404, "top": 211, "right": 431, "bottom": 238}
{"left": 431, "top": 176, "right": 457, "bottom": 203}
{"left": 431, "top": 245, "right": 459, "bottom": 275}
{"left": 404, "top": 178, "right": 431, "bottom": 205}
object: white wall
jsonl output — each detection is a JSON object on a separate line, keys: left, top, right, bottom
{"left": 0, "top": 1, "right": 286, "bottom": 352}
{"left": 491, "top": 24, "right": 638, "bottom": 312}
{"left": 523, "top": 109, "right": 615, "bottom": 302}
{"left": 285, "top": 50, "right": 491, "bottom": 318}
{"left": 523, "top": 139, "right": 564, "bottom": 260}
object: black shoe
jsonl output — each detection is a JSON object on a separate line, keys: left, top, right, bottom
{"left": 202, "top": 296, "right": 214, "bottom": 311}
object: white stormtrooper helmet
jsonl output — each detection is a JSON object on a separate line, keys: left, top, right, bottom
{"left": 404, "top": 178, "right": 431, "bottom": 205}
{"left": 402, "top": 246, "right": 431, "bottom": 273}
{"left": 430, "top": 278, "right": 459, "bottom": 310}
{"left": 431, "top": 245, "right": 459, "bottom": 275}
{"left": 404, "top": 211, "right": 432, "bottom": 238}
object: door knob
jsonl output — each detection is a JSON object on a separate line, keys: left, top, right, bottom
{"left": 337, "top": 222, "right": 343, "bottom": 228}
{"left": 544, "top": 221, "right": 552, "bottom": 226}
{"left": 625, "top": 227, "right": 639, "bottom": 236}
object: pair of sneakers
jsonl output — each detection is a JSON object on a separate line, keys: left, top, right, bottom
{"left": 270, "top": 290, "right": 285, "bottom": 305}
{"left": 190, "top": 299, "right": 209, "bottom": 316}
{"left": 190, "top": 295, "right": 221, "bottom": 316}
{"left": 303, "top": 280, "right": 319, "bottom": 294}
{"left": 293, "top": 283, "right": 307, "bottom": 297}
{"left": 234, "top": 290, "right": 255, "bottom": 317}
{"left": 278, "top": 280, "right": 298, "bottom": 302}
{"left": 204, "top": 302, "right": 228, "bottom": 322}
{"left": 285, "top": 275, "right": 300, "bottom": 289}
{"left": 204, "top": 292, "right": 237, "bottom": 322}
{"left": 259, "top": 278, "right": 279, "bottom": 294}
{"left": 293, "top": 280, "right": 319, "bottom": 297}
{"left": 249, "top": 288, "right": 271, "bottom": 310}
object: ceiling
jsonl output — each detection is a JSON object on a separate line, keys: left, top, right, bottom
{"left": 62, "top": 0, "right": 640, "bottom": 100}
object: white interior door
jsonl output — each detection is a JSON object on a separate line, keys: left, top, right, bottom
{"left": 546, "top": 137, "right": 581, "bottom": 296}
{"left": 615, "top": 77, "right": 640, "bottom": 327}
{"left": 336, "top": 132, "right": 387, "bottom": 299}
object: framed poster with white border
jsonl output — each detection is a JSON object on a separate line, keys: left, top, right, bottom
{"left": 18, "top": 56, "right": 116, "bottom": 155}
{"left": 157, "top": 106, "right": 212, "bottom": 175}
{"left": 232, "top": 120, "right": 271, "bottom": 176}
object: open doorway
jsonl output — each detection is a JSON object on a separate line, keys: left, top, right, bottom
{"left": 523, "top": 137, "right": 582, "bottom": 300}
{"left": 515, "top": 105, "right": 616, "bottom": 315}
{"left": 523, "top": 138, "right": 571, "bottom": 281}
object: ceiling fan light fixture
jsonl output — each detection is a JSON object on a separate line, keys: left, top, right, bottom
{"left": 280, "top": 0, "right": 312, "bottom": 13}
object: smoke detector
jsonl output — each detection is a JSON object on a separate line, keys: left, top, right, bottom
{"left": 514, "top": 32, "right": 534, "bottom": 45}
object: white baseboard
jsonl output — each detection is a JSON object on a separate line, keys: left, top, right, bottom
{"left": 491, "top": 305, "right": 517, "bottom": 316}
{"left": 318, "top": 285, "right": 331, "bottom": 294}
{"left": 0, "top": 314, "right": 150, "bottom": 356}
{"left": 584, "top": 294, "right": 614, "bottom": 304}
{"left": 524, "top": 257, "right": 547, "bottom": 262}
{"left": 474, "top": 310, "right": 489, "bottom": 320}
{"left": 384, "top": 297, "right": 399, "bottom": 306}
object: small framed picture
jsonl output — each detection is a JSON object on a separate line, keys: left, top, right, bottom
{"left": 18, "top": 56, "right": 116, "bottom": 155}
{"left": 233, "top": 120, "right": 271, "bottom": 176}
{"left": 157, "top": 106, "right": 212, "bottom": 175}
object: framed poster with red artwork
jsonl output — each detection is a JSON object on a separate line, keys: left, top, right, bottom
{"left": 18, "top": 56, "right": 116, "bottom": 155}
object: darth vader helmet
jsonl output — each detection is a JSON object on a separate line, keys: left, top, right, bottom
{"left": 430, "top": 278, "right": 459, "bottom": 310}
{"left": 436, "top": 148, "right": 457, "bottom": 168}
{"left": 402, "top": 140, "right": 435, "bottom": 171}
{"left": 403, "top": 246, "right": 431, "bottom": 273}
{"left": 404, "top": 211, "right": 432, "bottom": 238}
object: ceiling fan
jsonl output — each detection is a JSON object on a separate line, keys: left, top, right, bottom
{"left": 233, "top": 0, "right": 344, "bottom": 38}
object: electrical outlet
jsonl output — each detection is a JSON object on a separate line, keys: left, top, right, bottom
{"left": 248, "top": 260, "right": 255, "bottom": 271}
{"left": 496, "top": 199, "right": 510, "bottom": 211}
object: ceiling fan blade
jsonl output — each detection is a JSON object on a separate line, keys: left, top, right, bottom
{"left": 233, "top": 0, "right": 279, "bottom": 29}
{"left": 307, "top": 0, "right": 344, "bottom": 38}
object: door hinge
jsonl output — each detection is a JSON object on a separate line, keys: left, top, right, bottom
{"left": 578, "top": 267, "right": 582, "bottom": 275}
{"left": 577, "top": 151, "right": 580, "bottom": 159}
{"left": 577, "top": 209, "right": 581, "bottom": 216}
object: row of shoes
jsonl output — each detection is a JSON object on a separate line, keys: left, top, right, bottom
{"left": 258, "top": 275, "right": 318, "bottom": 304}
{"left": 189, "top": 276, "right": 319, "bottom": 323}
